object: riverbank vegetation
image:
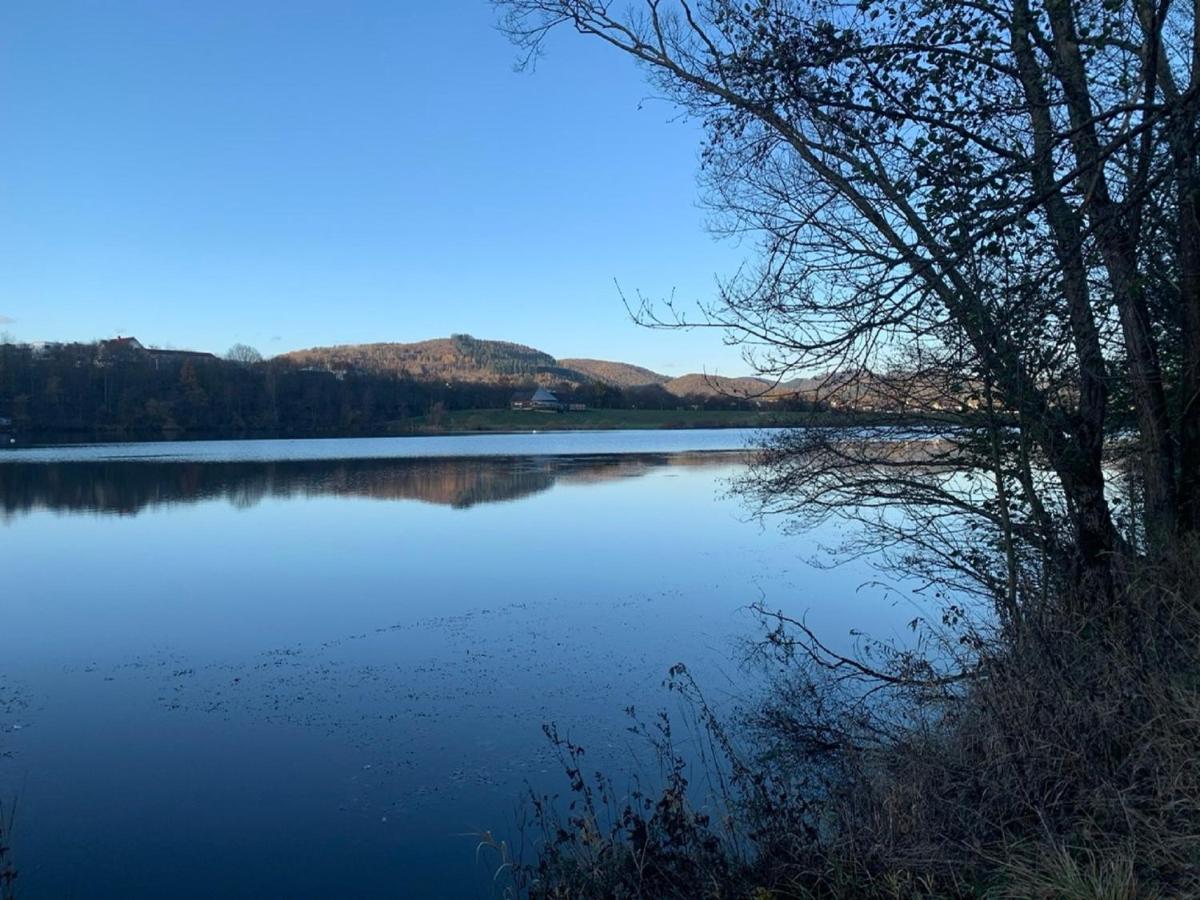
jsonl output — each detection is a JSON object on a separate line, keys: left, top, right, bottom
{"left": 496, "top": 544, "right": 1200, "bottom": 898}
{"left": 491, "top": 0, "right": 1200, "bottom": 895}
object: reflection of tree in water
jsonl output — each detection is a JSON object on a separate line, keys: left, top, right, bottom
{"left": 0, "top": 453, "right": 745, "bottom": 519}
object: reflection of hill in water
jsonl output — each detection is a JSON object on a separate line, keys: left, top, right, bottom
{"left": 0, "top": 453, "right": 746, "bottom": 519}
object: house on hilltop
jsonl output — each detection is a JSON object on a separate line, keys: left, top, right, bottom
{"left": 97, "top": 336, "right": 218, "bottom": 370}
{"left": 97, "top": 336, "right": 145, "bottom": 365}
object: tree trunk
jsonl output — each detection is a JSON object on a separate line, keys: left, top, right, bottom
{"left": 1178, "top": 168, "right": 1200, "bottom": 533}
{"left": 1043, "top": 0, "right": 1180, "bottom": 543}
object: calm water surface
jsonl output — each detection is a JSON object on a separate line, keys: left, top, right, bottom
{"left": 0, "top": 430, "right": 916, "bottom": 898}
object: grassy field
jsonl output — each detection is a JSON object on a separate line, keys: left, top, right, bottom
{"left": 389, "top": 407, "right": 828, "bottom": 433}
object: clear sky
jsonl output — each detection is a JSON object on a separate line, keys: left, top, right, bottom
{"left": 0, "top": 0, "right": 755, "bottom": 376}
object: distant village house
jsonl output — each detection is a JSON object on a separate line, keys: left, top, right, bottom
{"left": 510, "top": 387, "right": 586, "bottom": 412}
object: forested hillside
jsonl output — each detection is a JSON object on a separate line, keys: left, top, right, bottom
{"left": 0, "top": 338, "right": 793, "bottom": 439}
{"left": 0, "top": 340, "right": 522, "bottom": 437}
{"left": 558, "top": 358, "right": 668, "bottom": 387}
{"left": 280, "top": 334, "right": 575, "bottom": 385}
{"left": 663, "top": 373, "right": 779, "bottom": 399}
{"left": 283, "top": 335, "right": 781, "bottom": 398}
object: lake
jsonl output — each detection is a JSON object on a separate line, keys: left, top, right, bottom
{"left": 0, "top": 430, "right": 918, "bottom": 898}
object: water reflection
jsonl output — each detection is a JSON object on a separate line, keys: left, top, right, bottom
{"left": 0, "top": 452, "right": 746, "bottom": 519}
{"left": 0, "top": 441, "right": 916, "bottom": 899}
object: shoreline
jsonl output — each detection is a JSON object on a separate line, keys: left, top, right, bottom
{"left": 8, "top": 408, "right": 932, "bottom": 448}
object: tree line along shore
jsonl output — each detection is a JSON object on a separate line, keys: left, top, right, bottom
{"left": 0, "top": 338, "right": 940, "bottom": 443}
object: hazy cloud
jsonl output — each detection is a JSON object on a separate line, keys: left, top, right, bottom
{"left": 270, "top": 335, "right": 283, "bottom": 342}
{"left": 0, "top": 315, "right": 15, "bottom": 325}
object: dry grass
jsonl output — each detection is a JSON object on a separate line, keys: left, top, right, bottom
{"left": 989, "top": 846, "right": 1151, "bottom": 900}
{"left": 0, "top": 800, "right": 16, "bottom": 900}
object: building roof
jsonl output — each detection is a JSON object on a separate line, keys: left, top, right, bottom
{"left": 147, "top": 347, "right": 218, "bottom": 360}
{"left": 98, "top": 337, "right": 216, "bottom": 361}
{"left": 531, "top": 387, "right": 559, "bottom": 403}
{"left": 102, "top": 336, "right": 144, "bottom": 350}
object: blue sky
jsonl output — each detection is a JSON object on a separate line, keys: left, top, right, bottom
{"left": 0, "top": 1, "right": 754, "bottom": 375}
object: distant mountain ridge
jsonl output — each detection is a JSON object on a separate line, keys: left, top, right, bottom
{"left": 280, "top": 335, "right": 781, "bottom": 399}
{"left": 558, "top": 358, "right": 670, "bottom": 388}
{"left": 663, "top": 373, "right": 784, "bottom": 399}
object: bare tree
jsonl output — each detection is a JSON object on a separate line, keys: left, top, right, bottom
{"left": 225, "top": 343, "right": 264, "bottom": 365}
{"left": 497, "top": 0, "right": 1200, "bottom": 616}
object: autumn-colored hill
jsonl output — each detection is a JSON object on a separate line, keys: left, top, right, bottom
{"left": 558, "top": 358, "right": 668, "bottom": 387}
{"left": 280, "top": 335, "right": 587, "bottom": 386}
{"left": 663, "top": 373, "right": 779, "bottom": 399}
{"left": 280, "top": 335, "right": 791, "bottom": 399}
